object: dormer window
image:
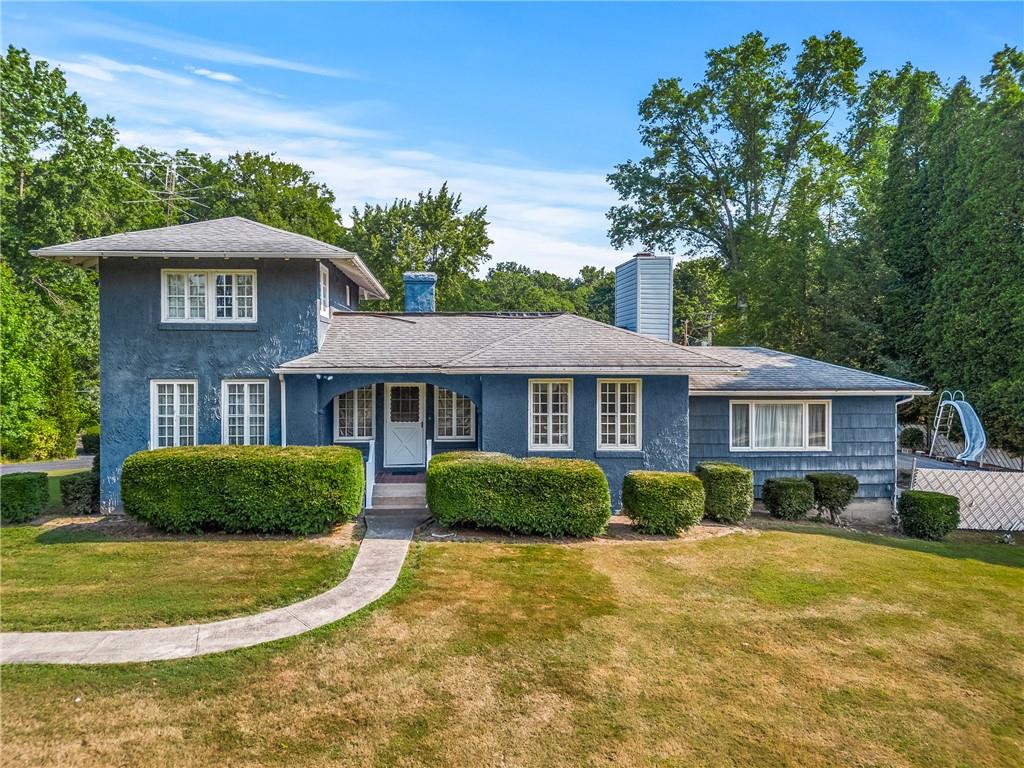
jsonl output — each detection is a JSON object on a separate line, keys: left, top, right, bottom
{"left": 162, "top": 269, "right": 256, "bottom": 323}
{"left": 319, "top": 263, "right": 330, "bottom": 317}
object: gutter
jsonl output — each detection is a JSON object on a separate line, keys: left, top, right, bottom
{"left": 273, "top": 366, "right": 746, "bottom": 376}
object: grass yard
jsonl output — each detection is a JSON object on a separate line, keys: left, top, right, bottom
{"left": 2, "top": 523, "right": 1022, "bottom": 767}
{"left": 0, "top": 522, "right": 356, "bottom": 631}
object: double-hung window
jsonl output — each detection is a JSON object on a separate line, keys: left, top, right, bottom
{"left": 598, "top": 379, "right": 641, "bottom": 449}
{"left": 221, "top": 380, "right": 268, "bottom": 445}
{"left": 730, "top": 400, "right": 831, "bottom": 451}
{"left": 335, "top": 386, "right": 374, "bottom": 441}
{"left": 150, "top": 380, "right": 197, "bottom": 448}
{"left": 529, "top": 379, "right": 572, "bottom": 450}
{"left": 435, "top": 387, "right": 475, "bottom": 441}
{"left": 319, "top": 263, "right": 331, "bottom": 317}
{"left": 162, "top": 269, "right": 256, "bottom": 322}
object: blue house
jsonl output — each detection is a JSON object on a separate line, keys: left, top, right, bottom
{"left": 34, "top": 217, "right": 929, "bottom": 519}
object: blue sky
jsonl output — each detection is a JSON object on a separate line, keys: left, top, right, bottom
{"left": 4, "top": 2, "right": 1021, "bottom": 275}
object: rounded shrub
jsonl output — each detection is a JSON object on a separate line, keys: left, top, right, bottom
{"left": 696, "top": 462, "right": 753, "bottom": 524}
{"left": 1, "top": 472, "right": 49, "bottom": 524}
{"left": 426, "top": 451, "right": 610, "bottom": 537}
{"left": 897, "top": 490, "right": 960, "bottom": 540}
{"left": 805, "top": 473, "right": 859, "bottom": 524}
{"left": 622, "top": 470, "right": 705, "bottom": 535}
{"left": 60, "top": 471, "right": 100, "bottom": 516}
{"left": 80, "top": 426, "right": 100, "bottom": 455}
{"left": 898, "top": 427, "right": 926, "bottom": 452}
{"left": 761, "top": 477, "right": 815, "bottom": 520}
{"left": 121, "top": 445, "right": 364, "bottom": 535}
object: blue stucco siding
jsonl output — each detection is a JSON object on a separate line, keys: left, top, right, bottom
{"left": 98, "top": 257, "right": 323, "bottom": 509}
{"left": 688, "top": 395, "right": 898, "bottom": 498}
{"left": 317, "top": 260, "right": 361, "bottom": 345}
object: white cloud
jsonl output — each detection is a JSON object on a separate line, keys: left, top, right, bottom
{"left": 188, "top": 67, "right": 240, "bottom": 83}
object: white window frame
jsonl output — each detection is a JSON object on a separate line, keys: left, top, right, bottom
{"left": 161, "top": 269, "right": 257, "bottom": 323}
{"left": 334, "top": 386, "right": 375, "bottom": 442}
{"left": 597, "top": 378, "right": 642, "bottom": 450}
{"left": 434, "top": 387, "right": 476, "bottom": 442}
{"left": 345, "top": 283, "right": 352, "bottom": 308}
{"left": 220, "top": 379, "right": 270, "bottom": 446}
{"left": 149, "top": 379, "right": 198, "bottom": 449}
{"left": 528, "top": 378, "right": 574, "bottom": 451}
{"left": 729, "top": 399, "right": 832, "bottom": 452}
{"left": 319, "top": 263, "right": 331, "bottom": 318}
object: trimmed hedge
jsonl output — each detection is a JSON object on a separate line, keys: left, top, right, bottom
{"left": 61, "top": 471, "right": 100, "bottom": 516}
{"left": 762, "top": 477, "right": 815, "bottom": 520}
{"left": 1, "top": 472, "right": 49, "bottom": 524}
{"left": 696, "top": 462, "right": 753, "bottom": 523}
{"left": 81, "top": 426, "right": 100, "bottom": 455}
{"left": 806, "top": 472, "right": 859, "bottom": 524}
{"left": 426, "top": 451, "right": 611, "bottom": 537}
{"left": 121, "top": 445, "right": 364, "bottom": 534}
{"left": 622, "top": 471, "right": 705, "bottom": 535}
{"left": 897, "top": 490, "right": 960, "bottom": 540}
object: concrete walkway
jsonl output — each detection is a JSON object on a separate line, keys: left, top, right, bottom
{"left": 0, "top": 521, "right": 414, "bottom": 665}
{"left": 1, "top": 456, "right": 94, "bottom": 475}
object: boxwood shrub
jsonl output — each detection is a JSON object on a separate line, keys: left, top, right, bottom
{"left": 121, "top": 445, "right": 364, "bottom": 534}
{"left": 622, "top": 471, "right": 705, "bottom": 535}
{"left": 897, "top": 490, "right": 960, "bottom": 540}
{"left": 761, "top": 477, "right": 815, "bottom": 520}
{"left": 696, "top": 462, "right": 753, "bottom": 523}
{"left": 60, "top": 471, "right": 100, "bottom": 516}
{"left": 80, "top": 425, "right": 100, "bottom": 455}
{"left": 426, "top": 451, "right": 610, "bottom": 537}
{"left": 1, "top": 472, "right": 49, "bottom": 524}
{"left": 805, "top": 473, "right": 859, "bottom": 524}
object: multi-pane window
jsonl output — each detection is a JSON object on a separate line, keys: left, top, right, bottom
{"left": 151, "top": 380, "right": 196, "bottom": 448}
{"left": 162, "top": 270, "right": 256, "bottom": 322}
{"left": 529, "top": 380, "right": 572, "bottom": 450}
{"left": 336, "top": 386, "right": 374, "bottom": 440}
{"left": 598, "top": 380, "right": 641, "bottom": 449}
{"left": 222, "top": 380, "right": 268, "bottom": 445}
{"left": 730, "top": 401, "right": 831, "bottom": 451}
{"left": 319, "top": 263, "right": 330, "bottom": 317}
{"left": 435, "top": 387, "right": 474, "bottom": 441}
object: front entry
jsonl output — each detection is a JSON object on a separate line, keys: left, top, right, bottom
{"left": 384, "top": 383, "right": 426, "bottom": 467}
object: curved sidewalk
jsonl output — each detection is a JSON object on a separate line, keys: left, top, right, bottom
{"left": 0, "top": 522, "right": 413, "bottom": 665}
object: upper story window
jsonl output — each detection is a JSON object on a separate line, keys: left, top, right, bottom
{"left": 319, "top": 263, "right": 330, "bottom": 317}
{"left": 598, "top": 379, "right": 641, "bottom": 450}
{"left": 730, "top": 400, "right": 831, "bottom": 451}
{"left": 435, "top": 387, "right": 475, "bottom": 441}
{"left": 221, "top": 380, "right": 268, "bottom": 445}
{"left": 150, "top": 380, "right": 196, "bottom": 448}
{"left": 529, "top": 379, "right": 572, "bottom": 450}
{"left": 335, "top": 386, "right": 374, "bottom": 441}
{"left": 162, "top": 269, "right": 256, "bottom": 323}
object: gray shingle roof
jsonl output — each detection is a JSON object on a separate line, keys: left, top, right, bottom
{"left": 688, "top": 347, "right": 930, "bottom": 394}
{"left": 31, "top": 216, "right": 388, "bottom": 299}
{"left": 277, "top": 313, "right": 742, "bottom": 375}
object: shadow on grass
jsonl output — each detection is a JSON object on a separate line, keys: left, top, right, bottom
{"left": 752, "top": 516, "right": 1024, "bottom": 569}
{"left": 30, "top": 517, "right": 327, "bottom": 546}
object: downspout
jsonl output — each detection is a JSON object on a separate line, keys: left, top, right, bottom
{"left": 893, "top": 394, "right": 917, "bottom": 509}
{"left": 279, "top": 373, "right": 287, "bottom": 447}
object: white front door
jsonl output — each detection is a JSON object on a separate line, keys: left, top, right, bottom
{"left": 384, "top": 384, "right": 426, "bottom": 467}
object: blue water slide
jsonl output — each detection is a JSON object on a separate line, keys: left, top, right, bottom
{"left": 945, "top": 398, "right": 988, "bottom": 462}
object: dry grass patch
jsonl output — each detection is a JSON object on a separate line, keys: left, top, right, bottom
{"left": 2, "top": 525, "right": 1022, "bottom": 767}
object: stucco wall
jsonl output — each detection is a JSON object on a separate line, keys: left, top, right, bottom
{"left": 688, "top": 395, "right": 898, "bottom": 499}
{"left": 98, "top": 257, "right": 359, "bottom": 509}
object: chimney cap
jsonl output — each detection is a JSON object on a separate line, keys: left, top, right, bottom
{"left": 634, "top": 251, "right": 656, "bottom": 258}
{"left": 402, "top": 271, "right": 437, "bottom": 283}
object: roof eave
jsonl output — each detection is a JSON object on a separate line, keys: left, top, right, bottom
{"left": 274, "top": 365, "right": 745, "bottom": 376}
{"left": 690, "top": 388, "right": 932, "bottom": 397}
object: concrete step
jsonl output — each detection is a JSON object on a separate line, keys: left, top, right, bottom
{"left": 363, "top": 508, "right": 432, "bottom": 529}
{"left": 372, "top": 496, "right": 427, "bottom": 510}
{"left": 372, "top": 483, "right": 427, "bottom": 500}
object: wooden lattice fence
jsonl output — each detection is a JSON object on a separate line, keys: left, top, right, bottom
{"left": 911, "top": 466, "right": 1024, "bottom": 531}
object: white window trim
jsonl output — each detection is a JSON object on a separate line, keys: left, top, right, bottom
{"left": 434, "top": 387, "right": 476, "bottom": 442}
{"left": 528, "top": 378, "right": 574, "bottom": 451}
{"left": 334, "top": 386, "right": 375, "bottom": 443}
{"left": 161, "top": 269, "right": 257, "bottom": 323}
{"left": 220, "top": 379, "right": 270, "bottom": 446}
{"left": 319, "top": 263, "right": 331, "bottom": 318}
{"left": 596, "top": 378, "right": 643, "bottom": 451}
{"left": 149, "top": 379, "right": 198, "bottom": 449}
{"left": 729, "top": 399, "right": 832, "bottom": 452}
{"left": 345, "top": 283, "right": 352, "bottom": 309}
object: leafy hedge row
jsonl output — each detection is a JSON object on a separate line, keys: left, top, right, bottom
{"left": 897, "top": 490, "right": 960, "bottom": 540}
{"left": 61, "top": 471, "right": 100, "bottom": 516}
{"left": 122, "top": 445, "right": 364, "bottom": 534}
{"left": 1, "top": 472, "right": 49, "bottom": 524}
{"left": 695, "top": 462, "right": 754, "bottom": 523}
{"left": 762, "top": 477, "right": 815, "bottom": 520}
{"left": 426, "top": 451, "right": 611, "bottom": 537}
{"left": 806, "top": 473, "right": 859, "bottom": 524}
{"left": 80, "top": 426, "right": 100, "bottom": 455}
{"left": 622, "top": 471, "right": 705, "bottom": 535}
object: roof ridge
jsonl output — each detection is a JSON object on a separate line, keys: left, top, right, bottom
{"left": 447, "top": 313, "right": 568, "bottom": 366}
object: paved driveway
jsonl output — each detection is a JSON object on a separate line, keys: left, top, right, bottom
{"left": 1, "top": 456, "right": 94, "bottom": 475}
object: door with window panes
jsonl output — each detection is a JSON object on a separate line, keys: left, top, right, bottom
{"left": 384, "top": 384, "right": 426, "bottom": 467}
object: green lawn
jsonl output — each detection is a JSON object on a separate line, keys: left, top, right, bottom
{"left": 2, "top": 523, "right": 1021, "bottom": 767}
{"left": 0, "top": 523, "right": 355, "bottom": 631}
